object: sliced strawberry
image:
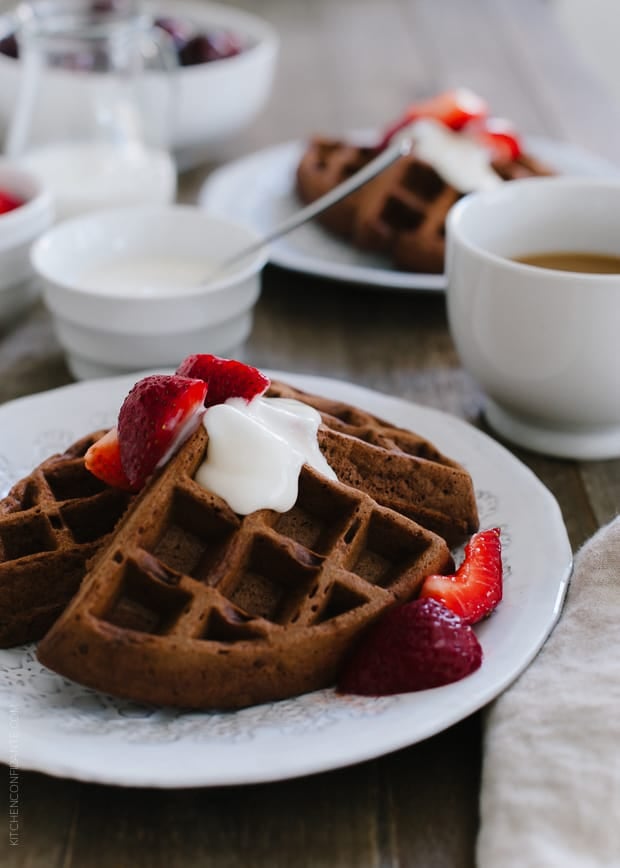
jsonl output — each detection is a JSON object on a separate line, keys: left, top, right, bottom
{"left": 465, "top": 117, "right": 522, "bottom": 161}
{"left": 117, "top": 374, "right": 207, "bottom": 489}
{"left": 338, "top": 598, "right": 482, "bottom": 696}
{"left": 84, "top": 428, "right": 136, "bottom": 491}
{"left": 175, "top": 354, "right": 270, "bottom": 407}
{"left": 378, "top": 88, "right": 488, "bottom": 149}
{"left": 0, "top": 189, "right": 24, "bottom": 215}
{"left": 419, "top": 527, "right": 502, "bottom": 625}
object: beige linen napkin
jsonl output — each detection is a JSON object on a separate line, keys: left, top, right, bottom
{"left": 477, "top": 516, "right": 620, "bottom": 868}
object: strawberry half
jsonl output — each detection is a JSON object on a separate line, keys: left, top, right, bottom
{"left": 85, "top": 428, "right": 136, "bottom": 491}
{"left": 117, "top": 374, "right": 207, "bottom": 489}
{"left": 338, "top": 598, "right": 482, "bottom": 696}
{"left": 0, "top": 189, "right": 24, "bottom": 215}
{"left": 377, "top": 88, "right": 488, "bottom": 149}
{"left": 175, "top": 354, "right": 270, "bottom": 408}
{"left": 419, "top": 527, "right": 502, "bottom": 625}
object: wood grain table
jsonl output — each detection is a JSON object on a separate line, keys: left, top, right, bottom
{"left": 1, "top": 1, "right": 619, "bottom": 865}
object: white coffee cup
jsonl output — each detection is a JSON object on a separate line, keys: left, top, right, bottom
{"left": 445, "top": 176, "right": 620, "bottom": 460}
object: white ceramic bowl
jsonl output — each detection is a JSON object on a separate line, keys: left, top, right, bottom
{"left": 0, "top": 0, "right": 279, "bottom": 170}
{"left": 0, "top": 158, "right": 54, "bottom": 328}
{"left": 446, "top": 176, "right": 620, "bottom": 460}
{"left": 31, "top": 204, "right": 268, "bottom": 380}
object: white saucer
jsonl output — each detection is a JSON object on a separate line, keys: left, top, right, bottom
{"left": 485, "top": 399, "right": 620, "bottom": 461}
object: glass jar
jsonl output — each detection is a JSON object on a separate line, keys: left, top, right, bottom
{"left": 5, "top": 0, "right": 177, "bottom": 220}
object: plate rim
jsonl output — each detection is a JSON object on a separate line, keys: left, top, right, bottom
{"left": 0, "top": 371, "right": 573, "bottom": 787}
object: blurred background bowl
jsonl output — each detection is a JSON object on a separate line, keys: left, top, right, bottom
{"left": 30, "top": 204, "right": 268, "bottom": 380}
{"left": 0, "top": 0, "right": 279, "bottom": 170}
{"left": 0, "top": 158, "right": 54, "bottom": 329}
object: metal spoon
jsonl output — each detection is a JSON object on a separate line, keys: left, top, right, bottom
{"left": 205, "top": 130, "right": 415, "bottom": 281}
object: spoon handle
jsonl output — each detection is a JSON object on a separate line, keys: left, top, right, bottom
{"left": 211, "top": 135, "right": 413, "bottom": 277}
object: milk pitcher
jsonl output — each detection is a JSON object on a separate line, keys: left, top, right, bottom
{"left": 5, "top": 0, "right": 177, "bottom": 219}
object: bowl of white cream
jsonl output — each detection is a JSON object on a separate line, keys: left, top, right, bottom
{"left": 30, "top": 204, "right": 268, "bottom": 379}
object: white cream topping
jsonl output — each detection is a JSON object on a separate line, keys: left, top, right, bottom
{"left": 196, "top": 396, "right": 337, "bottom": 514}
{"left": 410, "top": 118, "right": 501, "bottom": 192}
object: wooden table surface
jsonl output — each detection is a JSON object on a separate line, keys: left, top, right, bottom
{"left": 2, "top": 1, "right": 619, "bottom": 865}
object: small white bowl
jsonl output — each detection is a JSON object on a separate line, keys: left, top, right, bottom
{"left": 0, "top": 0, "right": 279, "bottom": 171}
{"left": 30, "top": 204, "right": 268, "bottom": 380}
{"left": 0, "top": 158, "right": 54, "bottom": 328}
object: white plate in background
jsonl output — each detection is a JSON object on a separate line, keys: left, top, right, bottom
{"left": 199, "top": 136, "right": 620, "bottom": 291}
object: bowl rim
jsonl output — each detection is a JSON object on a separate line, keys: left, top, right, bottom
{"left": 30, "top": 203, "right": 269, "bottom": 300}
{"left": 0, "top": 158, "right": 54, "bottom": 246}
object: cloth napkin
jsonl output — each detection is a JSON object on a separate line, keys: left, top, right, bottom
{"left": 477, "top": 516, "right": 620, "bottom": 868}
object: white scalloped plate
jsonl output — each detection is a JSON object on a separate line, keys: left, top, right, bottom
{"left": 198, "top": 136, "right": 620, "bottom": 291}
{"left": 0, "top": 372, "right": 572, "bottom": 787}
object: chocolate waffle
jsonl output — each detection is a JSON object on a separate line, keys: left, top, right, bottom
{"left": 37, "top": 423, "right": 454, "bottom": 709}
{"left": 0, "top": 381, "right": 477, "bottom": 653}
{"left": 296, "top": 135, "right": 553, "bottom": 273}
{"left": 0, "top": 433, "right": 133, "bottom": 647}
{"left": 266, "top": 381, "right": 478, "bottom": 547}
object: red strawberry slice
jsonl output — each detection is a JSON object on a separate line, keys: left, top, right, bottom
{"left": 338, "top": 598, "right": 482, "bottom": 696}
{"left": 0, "top": 189, "right": 24, "bottom": 215}
{"left": 117, "top": 374, "right": 207, "bottom": 489}
{"left": 464, "top": 117, "right": 522, "bottom": 161}
{"left": 175, "top": 354, "right": 270, "bottom": 407}
{"left": 378, "top": 88, "right": 488, "bottom": 149}
{"left": 419, "top": 527, "right": 502, "bottom": 625}
{"left": 84, "top": 428, "right": 136, "bottom": 491}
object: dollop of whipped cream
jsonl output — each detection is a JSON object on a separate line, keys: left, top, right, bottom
{"left": 410, "top": 118, "right": 501, "bottom": 192}
{"left": 195, "top": 396, "right": 336, "bottom": 514}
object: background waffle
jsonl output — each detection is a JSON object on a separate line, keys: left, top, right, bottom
{"left": 37, "top": 424, "right": 454, "bottom": 709}
{"left": 296, "top": 135, "right": 553, "bottom": 273}
{"left": 267, "top": 381, "right": 479, "bottom": 547}
{"left": 0, "top": 433, "right": 133, "bottom": 647}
